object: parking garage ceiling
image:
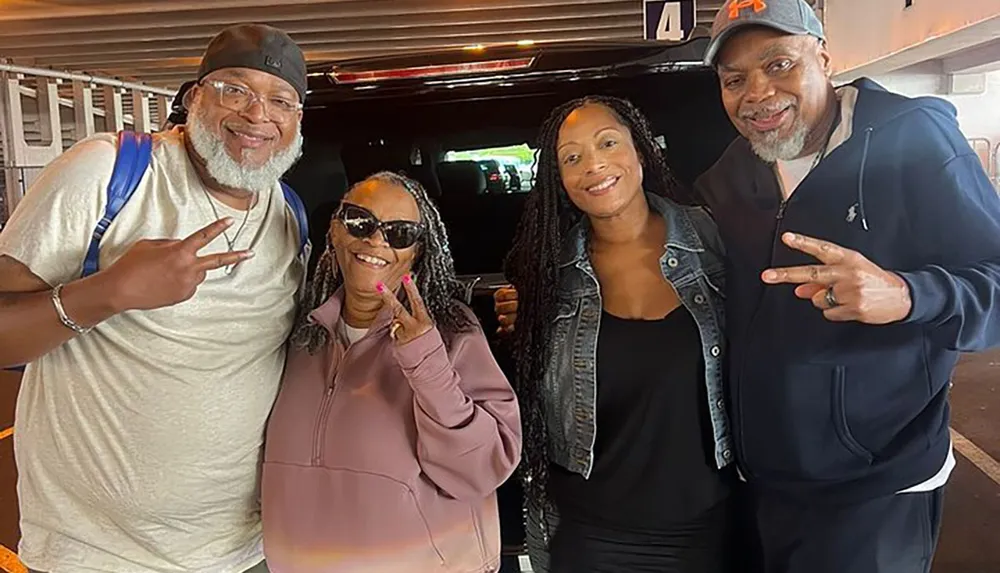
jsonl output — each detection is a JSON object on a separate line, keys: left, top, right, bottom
{"left": 0, "top": 0, "right": 730, "bottom": 89}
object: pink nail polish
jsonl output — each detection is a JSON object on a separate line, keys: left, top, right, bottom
{"left": 376, "top": 282, "right": 385, "bottom": 293}
{"left": 403, "top": 274, "right": 412, "bottom": 284}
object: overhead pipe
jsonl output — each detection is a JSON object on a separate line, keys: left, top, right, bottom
{"left": 0, "top": 62, "right": 175, "bottom": 97}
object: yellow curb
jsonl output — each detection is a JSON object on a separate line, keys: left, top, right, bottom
{"left": 952, "top": 427, "right": 1000, "bottom": 487}
{"left": 0, "top": 544, "right": 25, "bottom": 573}
{"left": 0, "top": 425, "right": 21, "bottom": 573}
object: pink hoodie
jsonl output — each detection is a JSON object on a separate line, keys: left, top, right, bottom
{"left": 262, "top": 289, "right": 522, "bottom": 573}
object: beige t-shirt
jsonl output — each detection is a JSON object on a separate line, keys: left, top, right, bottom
{"left": 775, "top": 85, "right": 859, "bottom": 199}
{"left": 0, "top": 128, "right": 306, "bottom": 572}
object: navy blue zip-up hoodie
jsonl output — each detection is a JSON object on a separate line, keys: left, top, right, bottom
{"left": 696, "top": 78, "right": 1000, "bottom": 504}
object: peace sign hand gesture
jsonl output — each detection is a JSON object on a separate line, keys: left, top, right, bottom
{"left": 106, "top": 218, "right": 254, "bottom": 312}
{"left": 761, "top": 232, "right": 912, "bottom": 324}
{"left": 378, "top": 274, "right": 434, "bottom": 345}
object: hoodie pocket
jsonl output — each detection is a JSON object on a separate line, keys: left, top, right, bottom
{"left": 261, "top": 464, "right": 446, "bottom": 569}
{"left": 831, "top": 366, "right": 874, "bottom": 463}
{"left": 741, "top": 363, "right": 874, "bottom": 481}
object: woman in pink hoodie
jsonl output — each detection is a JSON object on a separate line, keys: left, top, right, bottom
{"left": 262, "top": 171, "right": 522, "bottom": 573}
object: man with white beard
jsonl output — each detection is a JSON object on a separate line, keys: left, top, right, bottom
{"left": 0, "top": 24, "right": 309, "bottom": 573}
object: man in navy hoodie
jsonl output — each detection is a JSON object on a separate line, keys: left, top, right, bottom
{"left": 698, "top": 0, "right": 1000, "bottom": 572}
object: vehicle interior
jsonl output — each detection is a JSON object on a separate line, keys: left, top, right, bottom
{"left": 287, "top": 44, "right": 739, "bottom": 298}
{"left": 282, "top": 42, "right": 740, "bottom": 558}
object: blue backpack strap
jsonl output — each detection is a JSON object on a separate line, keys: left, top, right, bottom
{"left": 280, "top": 181, "right": 309, "bottom": 256}
{"left": 81, "top": 131, "right": 153, "bottom": 278}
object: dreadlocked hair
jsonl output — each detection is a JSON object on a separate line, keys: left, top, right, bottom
{"left": 291, "top": 170, "right": 473, "bottom": 354}
{"left": 504, "top": 95, "right": 688, "bottom": 515}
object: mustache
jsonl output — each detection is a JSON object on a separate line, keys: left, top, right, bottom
{"left": 187, "top": 110, "right": 303, "bottom": 195}
{"left": 740, "top": 101, "right": 795, "bottom": 120}
{"left": 223, "top": 122, "right": 278, "bottom": 140}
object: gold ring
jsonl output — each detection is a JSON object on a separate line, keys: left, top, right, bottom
{"left": 389, "top": 321, "right": 403, "bottom": 340}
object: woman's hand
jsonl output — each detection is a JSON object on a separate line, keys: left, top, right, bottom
{"left": 378, "top": 274, "right": 434, "bottom": 345}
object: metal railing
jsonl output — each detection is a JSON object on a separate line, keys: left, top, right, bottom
{"left": 994, "top": 142, "right": 1000, "bottom": 191}
{"left": 966, "top": 138, "right": 999, "bottom": 193}
{"left": 0, "top": 165, "right": 42, "bottom": 229}
{"left": 0, "top": 63, "right": 175, "bottom": 98}
{"left": 1, "top": 64, "right": 175, "bottom": 225}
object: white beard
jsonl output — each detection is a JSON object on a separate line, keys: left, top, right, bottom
{"left": 186, "top": 110, "right": 303, "bottom": 195}
{"left": 747, "top": 117, "right": 809, "bottom": 164}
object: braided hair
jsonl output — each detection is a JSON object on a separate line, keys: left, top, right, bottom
{"left": 504, "top": 96, "right": 687, "bottom": 515}
{"left": 292, "top": 171, "right": 472, "bottom": 353}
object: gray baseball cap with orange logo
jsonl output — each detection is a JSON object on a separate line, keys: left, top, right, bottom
{"left": 704, "top": 0, "right": 825, "bottom": 67}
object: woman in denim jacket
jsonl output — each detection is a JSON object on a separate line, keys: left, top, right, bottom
{"left": 502, "top": 96, "right": 737, "bottom": 572}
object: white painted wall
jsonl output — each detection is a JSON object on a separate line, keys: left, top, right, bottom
{"left": 825, "top": 0, "right": 1000, "bottom": 79}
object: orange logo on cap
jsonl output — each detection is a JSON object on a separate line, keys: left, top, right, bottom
{"left": 728, "top": 0, "right": 768, "bottom": 19}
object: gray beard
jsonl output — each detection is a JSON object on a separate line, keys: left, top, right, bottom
{"left": 747, "top": 118, "right": 809, "bottom": 163}
{"left": 186, "top": 112, "right": 303, "bottom": 195}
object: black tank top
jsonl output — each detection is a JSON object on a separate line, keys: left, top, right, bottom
{"left": 549, "top": 307, "right": 732, "bottom": 531}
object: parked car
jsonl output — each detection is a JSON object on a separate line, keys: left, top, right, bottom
{"left": 501, "top": 163, "right": 522, "bottom": 192}
{"left": 284, "top": 37, "right": 737, "bottom": 567}
{"left": 478, "top": 159, "right": 509, "bottom": 194}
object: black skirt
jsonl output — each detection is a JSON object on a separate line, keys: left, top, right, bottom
{"left": 548, "top": 498, "right": 735, "bottom": 573}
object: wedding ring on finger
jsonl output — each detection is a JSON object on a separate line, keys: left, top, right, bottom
{"left": 825, "top": 288, "right": 841, "bottom": 309}
{"left": 389, "top": 321, "right": 403, "bottom": 340}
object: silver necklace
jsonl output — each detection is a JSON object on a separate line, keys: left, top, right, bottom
{"left": 202, "top": 188, "right": 254, "bottom": 274}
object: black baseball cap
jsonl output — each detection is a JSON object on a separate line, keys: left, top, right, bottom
{"left": 197, "top": 24, "right": 307, "bottom": 101}
{"left": 166, "top": 80, "right": 196, "bottom": 126}
{"left": 704, "top": 0, "right": 825, "bottom": 67}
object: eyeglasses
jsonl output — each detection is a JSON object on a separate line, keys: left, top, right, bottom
{"left": 203, "top": 80, "right": 303, "bottom": 121}
{"left": 335, "top": 203, "right": 423, "bottom": 250}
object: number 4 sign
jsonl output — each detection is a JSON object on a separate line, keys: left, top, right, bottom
{"left": 643, "top": 0, "right": 697, "bottom": 42}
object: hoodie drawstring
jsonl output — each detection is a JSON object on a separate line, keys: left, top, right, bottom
{"left": 857, "top": 127, "right": 873, "bottom": 232}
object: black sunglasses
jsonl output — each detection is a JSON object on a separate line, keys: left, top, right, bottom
{"left": 335, "top": 202, "right": 423, "bottom": 250}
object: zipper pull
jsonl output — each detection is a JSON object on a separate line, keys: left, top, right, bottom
{"left": 776, "top": 200, "right": 788, "bottom": 221}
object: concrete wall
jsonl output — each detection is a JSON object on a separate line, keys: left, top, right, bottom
{"left": 868, "top": 65, "right": 1000, "bottom": 180}
{"left": 826, "top": 0, "right": 1000, "bottom": 79}
{"left": 873, "top": 66, "right": 1000, "bottom": 139}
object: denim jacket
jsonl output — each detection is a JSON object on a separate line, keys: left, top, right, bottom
{"left": 525, "top": 193, "right": 732, "bottom": 572}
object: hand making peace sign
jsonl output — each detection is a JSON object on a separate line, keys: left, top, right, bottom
{"left": 378, "top": 274, "right": 434, "bottom": 345}
{"left": 105, "top": 218, "right": 255, "bottom": 311}
{"left": 761, "top": 232, "right": 913, "bottom": 324}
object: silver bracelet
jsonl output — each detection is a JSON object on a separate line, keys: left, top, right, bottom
{"left": 51, "top": 284, "right": 93, "bottom": 335}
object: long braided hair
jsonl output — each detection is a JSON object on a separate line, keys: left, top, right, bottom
{"left": 292, "top": 171, "right": 472, "bottom": 353}
{"left": 505, "top": 96, "right": 687, "bottom": 515}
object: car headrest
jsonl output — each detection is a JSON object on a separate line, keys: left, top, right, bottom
{"left": 436, "top": 160, "right": 487, "bottom": 197}
{"left": 395, "top": 164, "right": 443, "bottom": 199}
